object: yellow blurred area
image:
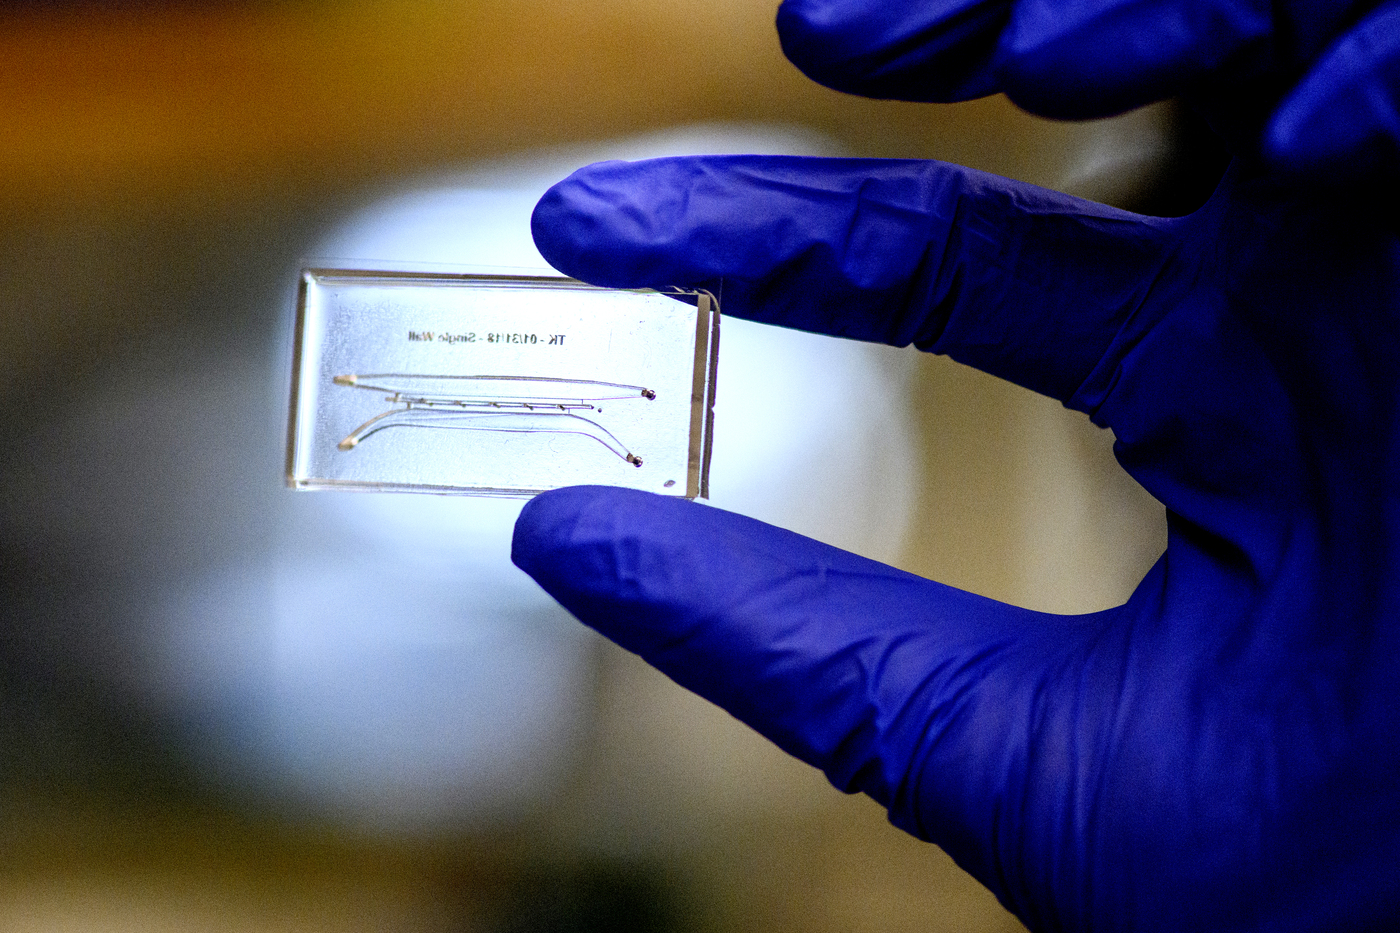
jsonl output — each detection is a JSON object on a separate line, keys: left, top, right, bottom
{"left": 0, "top": 0, "right": 1094, "bottom": 202}
{"left": 0, "top": 2, "right": 1168, "bottom": 931}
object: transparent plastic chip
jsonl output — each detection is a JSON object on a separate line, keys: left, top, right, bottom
{"left": 286, "top": 269, "right": 719, "bottom": 498}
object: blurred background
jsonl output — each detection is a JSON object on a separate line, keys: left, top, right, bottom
{"left": 0, "top": 1, "right": 1227, "bottom": 930}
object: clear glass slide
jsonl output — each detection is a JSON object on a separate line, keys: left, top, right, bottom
{"left": 287, "top": 269, "right": 718, "bottom": 497}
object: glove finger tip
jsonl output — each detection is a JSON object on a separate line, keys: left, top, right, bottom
{"left": 531, "top": 160, "right": 647, "bottom": 284}
{"left": 776, "top": 0, "right": 1004, "bottom": 101}
{"left": 513, "top": 486, "right": 743, "bottom": 655}
{"left": 512, "top": 484, "right": 629, "bottom": 574}
{"left": 1260, "top": 108, "right": 1314, "bottom": 177}
{"left": 1261, "top": 90, "right": 1388, "bottom": 186}
{"left": 1260, "top": 5, "right": 1400, "bottom": 185}
{"left": 513, "top": 485, "right": 706, "bottom": 596}
{"left": 775, "top": 0, "right": 859, "bottom": 91}
{"left": 531, "top": 174, "right": 599, "bottom": 279}
{"left": 535, "top": 158, "right": 717, "bottom": 290}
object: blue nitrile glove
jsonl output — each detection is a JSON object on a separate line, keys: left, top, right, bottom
{"left": 773, "top": 0, "right": 1400, "bottom": 181}
{"left": 512, "top": 3, "right": 1400, "bottom": 930}
{"left": 515, "top": 155, "right": 1400, "bottom": 930}
{"left": 1265, "top": 0, "right": 1400, "bottom": 180}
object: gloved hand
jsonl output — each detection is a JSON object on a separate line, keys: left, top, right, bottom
{"left": 773, "top": 0, "right": 1400, "bottom": 181}
{"left": 512, "top": 4, "right": 1400, "bottom": 932}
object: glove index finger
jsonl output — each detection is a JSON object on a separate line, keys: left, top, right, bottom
{"left": 531, "top": 155, "right": 1179, "bottom": 407}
